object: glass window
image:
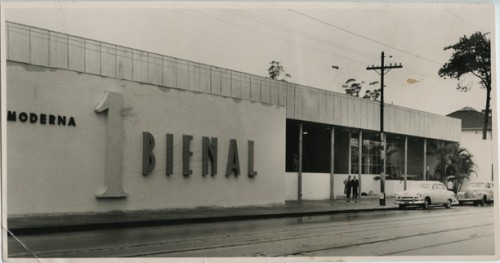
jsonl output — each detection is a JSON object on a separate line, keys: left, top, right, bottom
{"left": 334, "top": 131, "right": 350, "bottom": 174}
{"left": 409, "top": 183, "right": 431, "bottom": 189}
{"left": 407, "top": 138, "right": 424, "bottom": 180}
{"left": 362, "top": 139, "right": 381, "bottom": 175}
{"left": 351, "top": 134, "right": 382, "bottom": 175}
{"left": 285, "top": 120, "right": 332, "bottom": 173}
{"left": 468, "top": 182, "right": 485, "bottom": 188}
{"left": 350, "top": 136, "right": 359, "bottom": 174}
{"left": 386, "top": 138, "right": 404, "bottom": 180}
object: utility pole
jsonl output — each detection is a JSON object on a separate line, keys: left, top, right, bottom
{"left": 366, "top": 51, "right": 402, "bottom": 206}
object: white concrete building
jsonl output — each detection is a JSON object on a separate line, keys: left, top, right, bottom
{"left": 447, "top": 107, "right": 494, "bottom": 182}
{"left": 5, "top": 22, "right": 462, "bottom": 217}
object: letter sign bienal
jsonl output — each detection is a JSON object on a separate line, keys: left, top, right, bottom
{"left": 94, "top": 91, "right": 127, "bottom": 198}
{"left": 183, "top": 135, "right": 193, "bottom": 176}
{"left": 226, "top": 139, "right": 241, "bottom": 176}
{"left": 142, "top": 132, "right": 156, "bottom": 176}
{"left": 248, "top": 140, "right": 257, "bottom": 177}
{"left": 202, "top": 137, "right": 218, "bottom": 176}
{"left": 166, "top": 133, "right": 174, "bottom": 176}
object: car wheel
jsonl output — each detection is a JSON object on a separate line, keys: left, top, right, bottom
{"left": 422, "top": 198, "right": 430, "bottom": 210}
{"left": 480, "top": 196, "right": 486, "bottom": 206}
{"left": 399, "top": 204, "right": 406, "bottom": 210}
{"left": 444, "top": 199, "right": 451, "bottom": 209}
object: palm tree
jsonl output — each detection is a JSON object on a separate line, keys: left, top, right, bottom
{"left": 434, "top": 143, "right": 476, "bottom": 193}
{"left": 448, "top": 147, "right": 476, "bottom": 193}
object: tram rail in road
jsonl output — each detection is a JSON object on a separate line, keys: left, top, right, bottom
{"left": 8, "top": 206, "right": 495, "bottom": 258}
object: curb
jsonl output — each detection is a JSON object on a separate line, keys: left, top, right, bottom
{"left": 8, "top": 206, "right": 398, "bottom": 236}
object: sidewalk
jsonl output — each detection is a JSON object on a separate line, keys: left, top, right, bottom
{"left": 8, "top": 196, "right": 397, "bottom": 235}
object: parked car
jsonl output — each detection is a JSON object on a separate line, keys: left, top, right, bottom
{"left": 394, "top": 181, "right": 458, "bottom": 209}
{"left": 457, "top": 181, "right": 494, "bottom": 206}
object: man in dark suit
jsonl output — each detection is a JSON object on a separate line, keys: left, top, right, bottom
{"left": 352, "top": 176, "right": 360, "bottom": 200}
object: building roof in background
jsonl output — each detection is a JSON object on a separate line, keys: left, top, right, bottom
{"left": 447, "top": 107, "right": 492, "bottom": 130}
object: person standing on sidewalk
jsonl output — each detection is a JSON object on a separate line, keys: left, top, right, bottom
{"left": 351, "top": 176, "right": 360, "bottom": 201}
{"left": 344, "top": 175, "right": 352, "bottom": 201}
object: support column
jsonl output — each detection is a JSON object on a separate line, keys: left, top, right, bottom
{"left": 423, "top": 138, "right": 427, "bottom": 181}
{"left": 440, "top": 140, "right": 445, "bottom": 181}
{"left": 358, "top": 130, "right": 363, "bottom": 197}
{"left": 330, "top": 127, "right": 335, "bottom": 200}
{"left": 492, "top": 164, "right": 494, "bottom": 182}
{"left": 348, "top": 131, "right": 352, "bottom": 175}
{"left": 404, "top": 136, "right": 408, "bottom": 190}
{"left": 298, "top": 122, "right": 303, "bottom": 201}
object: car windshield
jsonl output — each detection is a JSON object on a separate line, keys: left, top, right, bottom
{"left": 467, "top": 182, "right": 485, "bottom": 189}
{"left": 409, "top": 183, "right": 431, "bottom": 190}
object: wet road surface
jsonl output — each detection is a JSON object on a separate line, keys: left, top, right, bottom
{"left": 8, "top": 205, "right": 495, "bottom": 257}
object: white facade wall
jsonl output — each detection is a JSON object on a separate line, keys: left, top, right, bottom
{"left": 459, "top": 130, "right": 494, "bottom": 182}
{"left": 7, "top": 63, "right": 286, "bottom": 215}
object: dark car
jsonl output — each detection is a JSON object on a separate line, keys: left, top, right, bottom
{"left": 457, "top": 181, "right": 494, "bottom": 206}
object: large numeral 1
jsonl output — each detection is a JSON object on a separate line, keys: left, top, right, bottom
{"left": 95, "top": 91, "right": 127, "bottom": 198}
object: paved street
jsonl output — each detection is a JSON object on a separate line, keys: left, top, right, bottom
{"left": 8, "top": 205, "right": 495, "bottom": 258}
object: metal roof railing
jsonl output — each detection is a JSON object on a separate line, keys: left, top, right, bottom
{"left": 6, "top": 21, "right": 461, "bottom": 141}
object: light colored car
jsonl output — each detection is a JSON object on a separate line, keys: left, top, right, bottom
{"left": 457, "top": 181, "right": 494, "bottom": 206}
{"left": 394, "top": 181, "right": 458, "bottom": 209}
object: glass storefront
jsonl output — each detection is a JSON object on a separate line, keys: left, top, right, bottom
{"left": 287, "top": 119, "right": 442, "bottom": 180}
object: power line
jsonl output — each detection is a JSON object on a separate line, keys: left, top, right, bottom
{"left": 225, "top": 10, "right": 442, "bottom": 82}
{"left": 230, "top": 10, "right": 441, "bottom": 82}
{"left": 189, "top": 10, "right": 441, "bottom": 84}
{"left": 189, "top": 10, "right": 369, "bottom": 66}
{"left": 444, "top": 9, "right": 480, "bottom": 31}
{"left": 223, "top": 10, "right": 426, "bottom": 81}
{"left": 195, "top": 10, "right": 443, "bottom": 86}
{"left": 288, "top": 9, "right": 442, "bottom": 66}
{"left": 223, "top": 9, "right": 378, "bottom": 61}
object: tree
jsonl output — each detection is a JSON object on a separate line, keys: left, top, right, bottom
{"left": 450, "top": 148, "right": 476, "bottom": 193}
{"left": 362, "top": 81, "right": 381, "bottom": 101}
{"left": 343, "top": 78, "right": 363, "bottom": 97}
{"left": 343, "top": 79, "right": 380, "bottom": 101}
{"left": 438, "top": 32, "right": 491, "bottom": 140}
{"left": 434, "top": 143, "right": 476, "bottom": 193}
{"left": 268, "top": 61, "right": 291, "bottom": 81}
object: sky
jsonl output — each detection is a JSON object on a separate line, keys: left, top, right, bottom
{"left": 2, "top": 2, "right": 496, "bottom": 116}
